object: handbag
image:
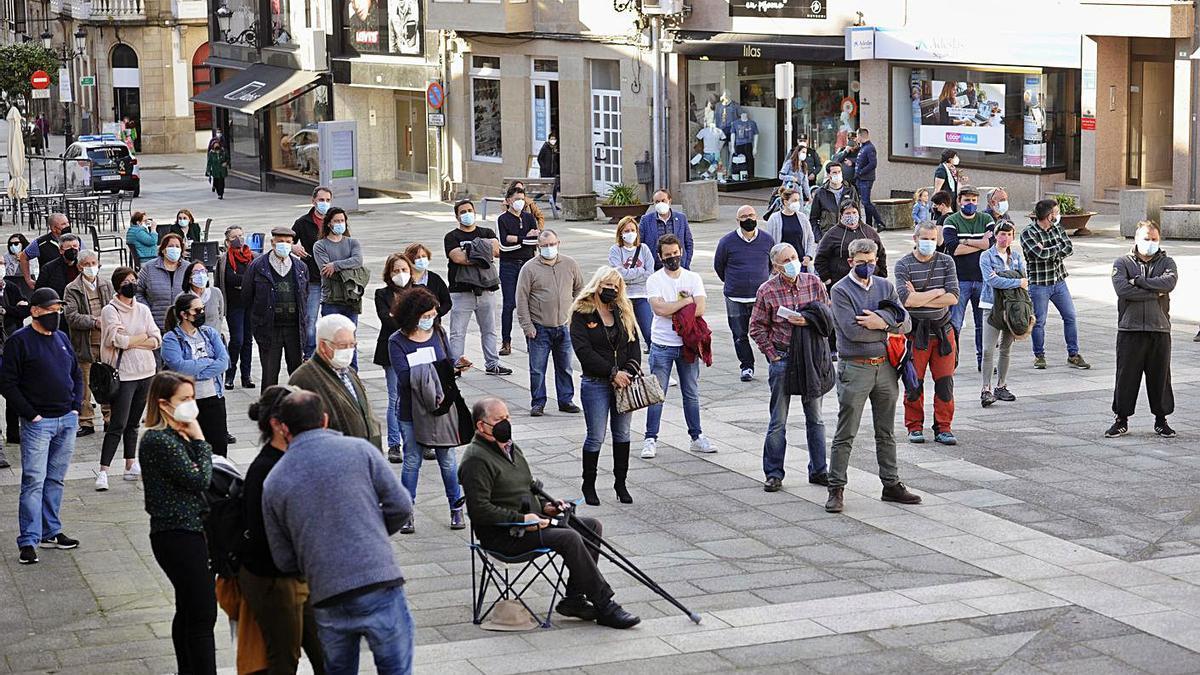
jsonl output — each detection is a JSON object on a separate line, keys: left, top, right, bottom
{"left": 614, "top": 364, "right": 665, "bottom": 415}
{"left": 89, "top": 350, "right": 123, "bottom": 405}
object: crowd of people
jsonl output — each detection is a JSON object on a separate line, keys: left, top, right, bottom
{"left": 0, "top": 142, "right": 1182, "bottom": 672}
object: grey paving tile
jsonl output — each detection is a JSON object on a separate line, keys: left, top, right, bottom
{"left": 1085, "top": 633, "right": 1200, "bottom": 675}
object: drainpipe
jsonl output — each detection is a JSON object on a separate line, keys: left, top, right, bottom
{"left": 1191, "top": 1, "right": 1199, "bottom": 203}
{"left": 650, "top": 15, "right": 663, "bottom": 195}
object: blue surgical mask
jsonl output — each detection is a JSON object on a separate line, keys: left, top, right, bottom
{"left": 177, "top": 218, "right": 189, "bottom": 228}
{"left": 782, "top": 260, "right": 803, "bottom": 278}
{"left": 330, "top": 222, "right": 346, "bottom": 236}
{"left": 917, "top": 240, "right": 937, "bottom": 256}
{"left": 274, "top": 242, "right": 291, "bottom": 259}
{"left": 413, "top": 257, "right": 429, "bottom": 271}
{"left": 417, "top": 316, "right": 435, "bottom": 332}
{"left": 164, "top": 246, "right": 182, "bottom": 262}
{"left": 192, "top": 271, "right": 208, "bottom": 288}
{"left": 539, "top": 246, "right": 558, "bottom": 260}
{"left": 459, "top": 212, "right": 475, "bottom": 227}
{"left": 960, "top": 202, "right": 978, "bottom": 216}
{"left": 315, "top": 201, "right": 331, "bottom": 216}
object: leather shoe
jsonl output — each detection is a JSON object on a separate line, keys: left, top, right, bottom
{"left": 558, "top": 403, "right": 581, "bottom": 414}
{"left": 499, "top": 341, "right": 512, "bottom": 356}
{"left": 530, "top": 406, "right": 544, "bottom": 417}
{"left": 76, "top": 427, "right": 95, "bottom": 438}
{"left": 825, "top": 487, "right": 844, "bottom": 513}
{"left": 595, "top": 602, "right": 641, "bottom": 629}
{"left": 881, "top": 482, "right": 922, "bottom": 505}
{"left": 808, "top": 472, "right": 829, "bottom": 486}
{"left": 763, "top": 476, "right": 782, "bottom": 492}
{"left": 556, "top": 595, "right": 598, "bottom": 621}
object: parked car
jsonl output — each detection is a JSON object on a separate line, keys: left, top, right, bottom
{"left": 283, "top": 126, "right": 319, "bottom": 175}
{"left": 64, "top": 134, "right": 140, "bottom": 196}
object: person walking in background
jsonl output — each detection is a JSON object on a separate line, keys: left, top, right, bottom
{"left": 497, "top": 185, "right": 540, "bottom": 357}
{"left": 217, "top": 225, "right": 255, "bottom": 390}
{"left": 289, "top": 314, "right": 381, "bottom": 448}
{"left": 292, "top": 186, "right": 333, "bottom": 359}
{"left": 0, "top": 288, "right": 84, "bottom": 564}
{"left": 162, "top": 293, "right": 231, "bottom": 457}
{"left": 444, "top": 199, "right": 509, "bottom": 376}
{"left": 764, "top": 189, "right": 817, "bottom": 272}
{"left": 5, "top": 233, "right": 29, "bottom": 297}
{"left": 516, "top": 229, "right": 584, "bottom": 417}
{"left": 205, "top": 135, "right": 229, "bottom": 200}
{"left": 980, "top": 221, "right": 1026, "bottom": 407}
{"left": 403, "top": 242, "right": 452, "bottom": 315}
{"left": 34, "top": 233, "right": 81, "bottom": 298}
{"left": 63, "top": 249, "right": 113, "bottom": 439}
{"left": 1021, "top": 198, "right": 1091, "bottom": 371}
{"left": 537, "top": 132, "right": 561, "bottom": 210}
{"left": 244, "top": 227, "right": 310, "bottom": 390}
{"left": 96, "top": 267, "right": 160, "bottom": 492}
{"left": 1108, "top": 221, "right": 1178, "bottom": 439}
{"left": 638, "top": 189, "right": 694, "bottom": 270}
{"left": 941, "top": 186, "right": 995, "bottom": 371}
{"left": 137, "top": 232, "right": 187, "bottom": 330}
{"left": 376, "top": 252, "right": 413, "bottom": 462}
{"left": 139, "top": 372, "right": 216, "bottom": 675}
{"left": 570, "top": 267, "right": 641, "bottom": 506}
{"left": 34, "top": 112, "right": 49, "bottom": 148}
{"left": 853, "top": 128, "right": 880, "bottom": 227}
{"left": 125, "top": 212, "right": 158, "bottom": 267}
{"left": 777, "top": 143, "right": 812, "bottom": 203}
{"left": 715, "top": 205, "right": 775, "bottom": 382}
{"left": 608, "top": 217, "right": 654, "bottom": 349}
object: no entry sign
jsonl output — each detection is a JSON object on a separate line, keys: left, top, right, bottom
{"left": 30, "top": 70, "right": 50, "bottom": 90}
{"left": 426, "top": 81, "right": 444, "bottom": 110}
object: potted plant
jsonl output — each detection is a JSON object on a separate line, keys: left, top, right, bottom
{"left": 1053, "top": 193, "right": 1097, "bottom": 236}
{"left": 598, "top": 183, "right": 650, "bottom": 224}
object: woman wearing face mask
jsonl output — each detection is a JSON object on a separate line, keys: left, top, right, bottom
{"left": 137, "top": 232, "right": 187, "bottom": 330}
{"left": 375, "top": 252, "right": 414, "bottom": 463}
{"left": 64, "top": 250, "right": 114, "bottom": 439}
{"left": 814, "top": 200, "right": 887, "bottom": 292}
{"left": 161, "top": 293, "right": 230, "bottom": 457}
{"left": 536, "top": 132, "right": 561, "bottom": 209}
{"left": 402, "top": 242, "right": 452, "bottom": 315}
{"left": 979, "top": 221, "right": 1027, "bottom": 407}
{"left": 765, "top": 188, "right": 817, "bottom": 272}
{"left": 97, "top": 267, "right": 162, "bottom": 491}
{"left": 607, "top": 217, "right": 654, "bottom": 349}
{"left": 172, "top": 209, "right": 202, "bottom": 246}
{"left": 206, "top": 134, "right": 229, "bottom": 199}
{"left": 778, "top": 143, "right": 813, "bottom": 203}
{"left": 217, "top": 226, "right": 256, "bottom": 390}
{"left": 138, "top": 371, "right": 217, "bottom": 675}
{"left": 124, "top": 212, "right": 158, "bottom": 267}
{"left": 180, "top": 260, "right": 226, "bottom": 340}
{"left": 933, "top": 149, "right": 961, "bottom": 207}
{"left": 388, "top": 287, "right": 466, "bottom": 534}
{"left": 570, "top": 267, "right": 641, "bottom": 505}
{"left": 4, "top": 233, "right": 29, "bottom": 294}
{"left": 313, "top": 207, "right": 366, "bottom": 369}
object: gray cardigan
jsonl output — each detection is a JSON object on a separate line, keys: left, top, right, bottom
{"left": 764, "top": 210, "right": 818, "bottom": 266}
{"left": 409, "top": 362, "right": 459, "bottom": 448}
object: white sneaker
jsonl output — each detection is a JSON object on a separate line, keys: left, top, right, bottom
{"left": 124, "top": 461, "right": 141, "bottom": 481}
{"left": 690, "top": 435, "right": 717, "bottom": 454}
{"left": 640, "top": 438, "right": 657, "bottom": 459}
{"left": 94, "top": 471, "right": 109, "bottom": 491}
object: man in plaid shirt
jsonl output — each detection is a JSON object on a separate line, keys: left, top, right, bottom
{"left": 749, "top": 243, "right": 831, "bottom": 493}
{"left": 1019, "top": 198, "right": 1091, "bottom": 370}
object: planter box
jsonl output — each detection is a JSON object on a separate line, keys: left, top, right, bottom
{"left": 562, "top": 194, "right": 598, "bottom": 222}
{"left": 1160, "top": 205, "right": 1200, "bottom": 240}
{"left": 1060, "top": 212, "right": 1097, "bottom": 236}
{"left": 598, "top": 203, "right": 650, "bottom": 224}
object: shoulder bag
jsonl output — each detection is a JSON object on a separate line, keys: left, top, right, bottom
{"left": 90, "top": 349, "right": 123, "bottom": 405}
{"left": 614, "top": 363, "right": 665, "bottom": 415}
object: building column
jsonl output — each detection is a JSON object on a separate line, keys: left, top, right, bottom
{"left": 1079, "top": 36, "right": 1098, "bottom": 209}
{"left": 1172, "top": 38, "right": 1192, "bottom": 203}
{"left": 559, "top": 55, "right": 588, "bottom": 197}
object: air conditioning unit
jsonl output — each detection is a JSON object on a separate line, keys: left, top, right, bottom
{"left": 641, "top": 0, "right": 684, "bottom": 15}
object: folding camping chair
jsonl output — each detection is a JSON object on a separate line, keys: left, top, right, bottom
{"left": 469, "top": 524, "right": 567, "bottom": 629}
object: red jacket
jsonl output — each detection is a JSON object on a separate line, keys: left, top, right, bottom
{"left": 671, "top": 303, "right": 713, "bottom": 366}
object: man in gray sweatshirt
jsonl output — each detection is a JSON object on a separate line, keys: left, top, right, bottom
{"left": 263, "top": 390, "right": 415, "bottom": 674}
{"left": 826, "top": 239, "right": 922, "bottom": 514}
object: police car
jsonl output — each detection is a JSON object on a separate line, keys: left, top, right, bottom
{"left": 64, "top": 134, "right": 140, "bottom": 196}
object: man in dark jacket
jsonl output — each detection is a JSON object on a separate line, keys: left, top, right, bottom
{"left": 853, "top": 128, "right": 880, "bottom": 227}
{"left": 808, "top": 163, "right": 861, "bottom": 236}
{"left": 291, "top": 186, "right": 332, "bottom": 358}
{"left": 749, "top": 243, "right": 831, "bottom": 493}
{"left": 289, "top": 314, "right": 381, "bottom": 449}
{"left": 244, "top": 227, "right": 310, "bottom": 392}
{"left": 1107, "top": 221, "right": 1178, "bottom": 439}
{"left": 34, "top": 234, "right": 81, "bottom": 299}
{"left": 19, "top": 213, "right": 71, "bottom": 291}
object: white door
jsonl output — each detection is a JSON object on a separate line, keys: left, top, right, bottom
{"left": 591, "top": 88, "right": 622, "bottom": 195}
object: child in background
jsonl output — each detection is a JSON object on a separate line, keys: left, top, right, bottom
{"left": 912, "top": 188, "right": 932, "bottom": 224}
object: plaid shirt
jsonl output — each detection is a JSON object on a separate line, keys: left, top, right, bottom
{"left": 1019, "top": 221, "right": 1074, "bottom": 285}
{"left": 749, "top": 272, "right": 829, "bottom": 363}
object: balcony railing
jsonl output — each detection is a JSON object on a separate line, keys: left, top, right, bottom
{"left": 89, "top": 0, "right": 144, "bottom": 20}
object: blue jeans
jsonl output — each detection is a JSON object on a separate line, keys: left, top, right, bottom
{"left": 383, "top": 368, "right": 403, "bottom": 449}
{"left": 856, "top": 179, "right": 881, "bottom": 227}
{"left": 17, "top": 412, "right": 79, "bottom": 547}
{"left": 225, "top": 304, "right": 254, "bottom": 382}
{"left": 527, "top": 324, "right": 574, "bottom": 409}
{"left": 644, "top": 343, "right": 702, "bottom": 440}
{"left": 312, "top": 585, "right": 413, "bottom": 675}
{"left": 303, "top": 285, "right": 322, "bottom": 359}
{"left": 581, "top": 376, "right": 632, "bottom": 453}
{"left": 630, "top": 298, "right": 653, "bottom": 348}
{"left": 950, "top": 279, "right": 985, "bottom": 363}
{"left": 725, "top": 297, "right": 756, "bottom": 371}
{"left": 319, "top": 305, "right": 359, "bottom": 370}
{"left": 763, "top": 358, "right": 826, "bottom": 480}
{"left": 499, "top": 260, "right": 521, "bottom": 344}
{"left": 1029, "top": 281, "right": 1080, "bottom": 357}
{"left": 399, "top": 420, "right": 462, "bottom": 508}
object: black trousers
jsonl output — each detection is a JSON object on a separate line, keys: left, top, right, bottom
{"left": 150, "top": 529, "right": 217, "bottom": 675}
{"left": 196, "top": 396, "right": 228, "bottom": 457}
{"left": 212, "top": 176, "right": 225, "bottom": 198}
{"left": 1113, "top": 331, "right": 1173, "bottom": 418}
{"left": 481, "top": 516, "right": 613, "bottom": 606}
{"left": 258, "top": 325, "right": 302, "bottom": 392}
{"left": 100, "top": 377, "right": 151, "bottom": 468}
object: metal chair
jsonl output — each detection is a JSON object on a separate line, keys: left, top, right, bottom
{"left": 88, "top": 224, "right": 127, "bottom": 267}
{"left": 469, "top": 524, "right": 567, "bottom": 629}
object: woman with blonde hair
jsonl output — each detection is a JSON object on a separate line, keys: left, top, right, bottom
{"left": 570, "top": 266, "right": 642, "bottom": 506}
{"left": 606, "top": 216, "right": 654, "bottom": 348}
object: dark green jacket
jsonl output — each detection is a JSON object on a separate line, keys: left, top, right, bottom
{"left": 458, "top": 435, "right": 542, "bottom": 532}
{"left": 140, "top": 428, "right": 213, "bottom": 535}
{"left": 288, "top": 354, "right": 382, "bottom": 449}
{"left": 205, "top": 146, "right": 229, "bottom": 179}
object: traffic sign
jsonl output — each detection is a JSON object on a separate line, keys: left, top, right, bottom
{"left": 30, "top": 70, "right": 50, "bottom": 90}
{"left": 31, "top": 89, "right": 49, "bottom": 99}
{"left": 426, "top": 81, "right": 444, "bottom": 110}
{"left": 79, "top": 75, "right": 95, "bottom": 87}
{"left": 427, "top": 112, "right": 445, "bottom": 128}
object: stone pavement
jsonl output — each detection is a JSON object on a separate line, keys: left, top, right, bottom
{"left": 1, "top": 162, "right": 1200, "bottom": 673}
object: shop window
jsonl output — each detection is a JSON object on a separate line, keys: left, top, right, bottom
{"left": 271, "top": 0, "right": 291, "bottom": 45}
{"left": 889, "top": 65, "right": 1077, "bottom": 172}
{"left": 228, "top": 110, "right": 259, "bottom": 178}
{"left": 341, "top": 0, "right": 422, "bottom": 56}
{"left": 471, "top": 57, "right": 501, "bottom": 161}
{"left": 269, "top": 85, "right": 329, "bottom": 180}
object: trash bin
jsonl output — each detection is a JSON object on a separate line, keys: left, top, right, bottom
{"left": 634, "top": 151, "right": 653, "bottom": 202}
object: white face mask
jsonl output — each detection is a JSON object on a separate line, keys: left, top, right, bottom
{"left": 655, "top": 201, "right": 671, "bottom": 215}
{"left": 511, "top": 199, "right": 526, "bottom": 213}
{"left": 392, "top": 272, "right": 411, "bottom": 287}
{"left": 621, "top": 231, "right": 637, "bottom": 245}
{"left": 540, "top": 246, "right": 558, "bottom": 260}
{"left": 330, "top": 347, "right": 355, "bottom": 370}
{"left": 995, "top": 200, "right": 1009, "bottom": 216}
{"left": 786, "top": 199, "right": 801, "bottom": 212}
{"left": 81, "top": 265, "right": 99, "bottom": 279}
{"left": 169, "top": 400, "right": 200, "bottom": 424}
{"left": 829, "top": 173, "right": 843, "bottom": 186}
{"left": 1136, "top": 238, "right": 1160, "bottom": 256}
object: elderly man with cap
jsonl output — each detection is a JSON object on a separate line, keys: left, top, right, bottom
{"left": 0, "top": 288, "right": 85, "bottom": 565}
{"left": 243, "top": 226, "right": 311, "bottom": 391}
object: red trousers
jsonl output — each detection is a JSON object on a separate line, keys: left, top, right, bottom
{"left": 904, "top": 332, "right": 956, "bottom": 433}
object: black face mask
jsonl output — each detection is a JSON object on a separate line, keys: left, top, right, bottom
{"left": 119, "top": 283, "right": 137, "bottom": 299}
{"left": 489, "top": 419, "right": 512, "bottom": 444}
{"left": 599, "top": 288, "right": 618, "bottom": 305}
{"left": 59, "top": 226, "right": 71, "bottom": 236}
{"left": 62, "top": 248, "right": 78, "bottom": 264}
{"left": 191, "top": 310, "right": 207, "bottom": 327}
{"left": 34, "top": 312, "right": 60, "bottom": 332}
{"left": 739, "top": 218, "right": 757, "bottom": 232}
{"left": 662, "top": 257, "right": 682, "bottom": 272}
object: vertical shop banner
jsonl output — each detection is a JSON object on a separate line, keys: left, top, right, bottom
{"left": 915, "top": 80, "right": 1005, "bottom": 152}
{"left": 1022, "top": 76, "right": 1047, "bottom": 168}
{"left": 58, "top": 67, "right": 73, "bottom": 104}
{"left": 729, "top": 0, "right": 827, "bottom": 19}
{"left": 910, "top": 69, "right": 929, "bottom": 158}
{"left": 319, "top": 120, "right": 359, "bottom": 211}
{"left": 344, "top": 0, "right": 422, "bottom": 55}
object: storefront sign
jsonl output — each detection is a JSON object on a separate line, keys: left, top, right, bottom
{"left": 867, "top": 28, "right": 1080, "bottom": 69}
{"left": 730, "top": 0, "right": 827, "bottom": 19}
{"left": 343, "top": 0, "right": 423, "bottom": 56}
{"left": 319, "top": 120, "right": 359, "bottom": 211}
{"left": 79, "top": 75, "right": 95, "bottom": 87}
{"left": 844, "top": 27, "right": 874, "bottom": 61}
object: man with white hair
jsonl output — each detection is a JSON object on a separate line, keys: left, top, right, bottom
{"left": 289, "top": 313, "right": 382, "bottom": 449}
{"left": 515, "top": 229, "right": 583, "bottom": 416}
{"left": 985, "top": 187, "right": 1013, "bottom": 228}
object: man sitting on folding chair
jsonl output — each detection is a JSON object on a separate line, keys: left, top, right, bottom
{"left": 458, "top": 397, "right": 640, "bottom": 630}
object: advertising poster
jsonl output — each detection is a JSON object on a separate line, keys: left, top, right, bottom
{"left": 1022, "top": 75, "right": 1047, "bottom": 168}
{"left": 729, "top": 0, "right": 827, "bottom": 18}
{"left": 345, "top": 0, "right": 422, "bottom": 55}
{"left": 915, "top": 80, "right": 1006, "bottom": 152}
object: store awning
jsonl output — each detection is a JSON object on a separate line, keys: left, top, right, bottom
{"left": 190, "top": 64, "right": 323, "bottom": 115}
{"left": 672, "top": 32, "right": 845, "bottom": 62}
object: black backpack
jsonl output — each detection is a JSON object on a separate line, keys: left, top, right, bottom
{"left": 203, "top": 455, "right": 247, "bottom": 579}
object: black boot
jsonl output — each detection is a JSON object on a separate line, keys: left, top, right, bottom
{"left": 612, "top": 442, "right": 633, "bottom": 504}
{"left": 582, "top": 451, "right": 600, "bottom": 506}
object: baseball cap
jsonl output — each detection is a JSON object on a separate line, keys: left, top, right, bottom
{"left": 30, "top": 287, "right": 63, "bottom": 309}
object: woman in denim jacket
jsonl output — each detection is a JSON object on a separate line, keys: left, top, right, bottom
{"left": 978, "top": 221, "right": 1026, "bottom": 407}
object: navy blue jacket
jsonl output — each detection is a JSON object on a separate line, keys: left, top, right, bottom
{"left": 0, "top": 325, "right": 84, "bottom": 420}
{"left": 638, "top": 210, "right": 694, "bottom": 270}
{"left": 855, "top": 141, "right": 878, "bottom": 183}
{"left": 241, "top": 253, "right": 310, "bottom": 345}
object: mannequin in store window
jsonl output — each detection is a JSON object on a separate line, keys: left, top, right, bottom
{"left": 715, "top": 91, "right": 740, "bottom": 181}
{"left": 695, "top": 121, "right": 725, "bottom": 180}
{"left": 729, "top": 112, "right": 758, "bottom": 181}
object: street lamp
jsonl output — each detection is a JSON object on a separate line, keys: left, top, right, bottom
{"left": 216, "top": 2, "right": 257, "bottom": 47}
{"left": 42, "top": 27, "right": 88, "bottom": 146}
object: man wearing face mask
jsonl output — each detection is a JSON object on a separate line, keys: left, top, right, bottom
{"left": 458, "top": 397, "right": 640, "bottom": 629}
{"left": 444, "top": 199, "right": 508, "bottom": 376}
{"left": 515, "top": 230, "right": 583, "bottom": 416}
{"left": 63, "top": 249, "right": 113, "bottom": 438}
{"left": 289, "top": 314, "right": 381, "bottom": 449}
{"left": 34, "top": 233, "right": 81, "bottom": 299}
{"left": 985, "top": 187, "right": 1014, "bottom": 228}
{"left": 19, "top": 213, "right": 72, "bottom": 291}
{"left": 941, "top": 186, "right": 995, "bottom": 371}
{"left": 808, "top": 163, "right": 861, "bottom": 236}
{"left": 1107, "top": 221, "right": 1177, "bottom": 439}
{"left": 715, "top": 205, "right": 776, "bottom": 382}
{"left": 0, "top": 288, "right": 84, "bottom": 564}
{"left": 244, "top": 228, "right": 311, "bottom": 392}
{"left": 1020, "top": 198, "right": 1091, "bottom": 371}
{"left": 638, "top": 189, "right": 694, "bottom": 270}
{"left": 291, "top": 186, "right": 333, "bottom": 359}
{"left": 497, "top": 185, "right": 541, "bottom": 356}
{"left": 895, "top": 222, "right": 960, "bottom": 445}
{"left": 853, "top": 128, "right": 881, "bottom": 228}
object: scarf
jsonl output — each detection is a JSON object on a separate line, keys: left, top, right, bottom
{"left": 227, "top": 245, "right": 253, "bottom": 271}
